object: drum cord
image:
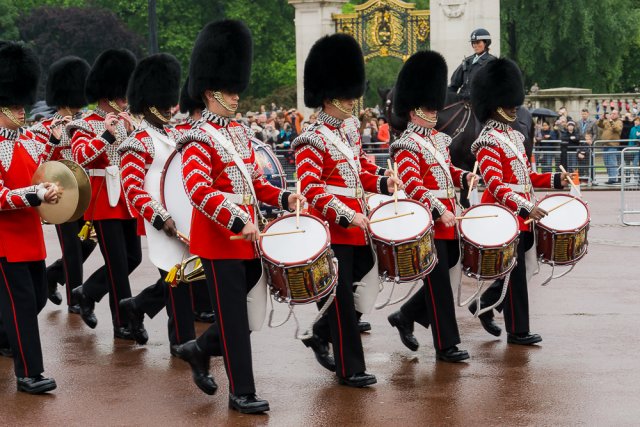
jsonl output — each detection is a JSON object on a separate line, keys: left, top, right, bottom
{"left": 375, "top": 278, "right": 418, "bottom": 310}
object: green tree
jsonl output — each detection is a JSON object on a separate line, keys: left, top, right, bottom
{"left": 501, "top": 0, "right": 640, "bottom": 92}
{"left": 0, "top": 0, "right": 19, "bottom": 40}
{"left": 364, "top": 56, "right": 403, "bottom": 108}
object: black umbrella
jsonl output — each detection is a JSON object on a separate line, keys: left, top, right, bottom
{"left": 530, "top": 107, "right": 559, "bottom": 118}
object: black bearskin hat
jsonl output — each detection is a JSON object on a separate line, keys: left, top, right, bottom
{"left": 179, "top": 78, "right": 204, "bottom": 115}
{"left": 46, "top": 56, "right": 90, "bottom": 108}
{"left": 0, "top": 41, "right": 40, "bottom": 107}
{"left": 85, "top": 49, "right": 136, "bottom": 103}
{"left": 393, "top": 50, "right": 447, "bottom": 120}
{"left": 188, "top": 20, "right": 253, "bottom": 99}
{"left": 471, "top": 58, "right": 524, "bottom": 122}
{"left": 304, "top": 33, "right": 365, "bottom": 108}
{"left": 127, "top": 53, "right": 181, "bottom": 115}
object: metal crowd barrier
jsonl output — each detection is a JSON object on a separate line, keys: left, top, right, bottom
{"left": 621, "top": 147, "right": 640, "bottom": 225}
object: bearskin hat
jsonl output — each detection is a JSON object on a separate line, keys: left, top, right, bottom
{"left": 471, "top": 58, "right": 524, "bottom": 122}
{"left": 188, "top": 20, "right": 253, "bottom": 99}
{"left": 127, "top": 53, "right": 181, "bottom": 115}
{"left": 0, "top": 41, "right": 41, "bottom": 107}
{"left": 304, "top": 33, "right": 365, "bottom": 108}
{"left": 393, "top": 50, "right": 447, "bottom": 120}
{"left": 179, "top": 78, "right": 204, "bottom": 115}
{"left": 46, "top": 56, "right": 90, "bottom": 108}
{"left": 85, "top": 49, "right": 136, "bottom": 103}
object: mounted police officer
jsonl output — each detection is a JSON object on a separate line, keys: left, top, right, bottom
{"left": 448, "top": 28, "right": 496, "bottom": 99}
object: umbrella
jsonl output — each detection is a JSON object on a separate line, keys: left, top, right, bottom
{"left": 530, "top": 107, "right": 559, "bottom": 118}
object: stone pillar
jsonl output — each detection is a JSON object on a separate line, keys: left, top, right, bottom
{"left": 289, "top": 0, "right": 348, "bottom": 117}
{"left": 430, "top": 0, "right": 500, "bottom": 80}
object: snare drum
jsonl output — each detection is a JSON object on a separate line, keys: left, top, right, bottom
{"left": 536, "top": 194, "right": 589, "bottom": 265}
{"left": 253, "top": 138, "right": 287, "bottom": 218}
{"left": 366, "top": 191, "right": 406, "bottom": 211}
{"left": 259, "top": 214, "right": 337, "bottom": 305}
{"left": 161, "top": 151, "right": 193, "bottom": 241}
{"left": 368, "top": 199, "right": 436, "bottom": 282}
{"left": 459, "top": 204, "right": 519, "bottom": 280}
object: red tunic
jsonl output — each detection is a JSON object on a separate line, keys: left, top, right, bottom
{"left": 177, "top": 110, "right": 288, "bottom": 260}
{"left": 30, "top": 113, "right": 72, "bottom": 161}
{"left": 390, "top": 122, "right": 468, "bottom": 240}
{"left": 292, "top": 111, "right": 389, "bottom": 246}
{"left": 68, "top": 109, "right": 132, "bottom": 221}
{"left": 472, "top": 119, "right": 560, "bottom": 231}
{"left": 0, "top": 127, "right": 53, "bottom": 262}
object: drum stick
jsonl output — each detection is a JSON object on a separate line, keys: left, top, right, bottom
{"left": 369, "top": 211, "right": 414, "bottom": 224}
{"left": 455, "top": 214, "right": 498, "bottom": 220}
{"left": 229, "top": 229, "right": 306, "bottom": 240}
{"left": 176, "top": 231, "right": 190, "bottom": 245}
{"left": 559, "top": 165, "right": 580, "bottom": 195}
{"left": 467, "top": 161, "right": 478, "bottom": 199}
{"left": 295, "top": 181, "right": 301, "bottom": 229}
{"left": 523, "top": 197, "right": 575, "bottom": 225}
{"left": 387, "top": 159, "right": 398, "bottom": 214}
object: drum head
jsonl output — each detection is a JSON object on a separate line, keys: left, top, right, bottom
{"left": 367, "top": 191, "right": 406, "bottom": 211}
{"left": 161, "top": 151, "right": 193, "bottom": 238}
{"left": 460, "top": 204, "right": 518, "bottom": 247}
{"left": 538, "top": 195, "right": 589, "bottom": 231}
{"left": 369, "top": 199, "right": 431, "bottom": 242}
{"left": 260, "top": 214, "right": 328, "bottom": 264}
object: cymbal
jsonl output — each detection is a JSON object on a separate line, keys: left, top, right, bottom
{"left": 59, "top": 159, "right": 91, "bottom": 222}
{"left": 31, "top": 161, "right": 78, "bottom": 224}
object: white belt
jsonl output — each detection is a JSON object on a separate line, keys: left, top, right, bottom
{"left": 88, "top": 169, "right": 106, "bottom": 177}
{"left": 430, "top": 188, "right": 455, "bottom": 199}
{"left": 326, "top": 185, "right": 364, "bottom": 199}
{"left": 222, "top": 192, "right": 254, "bottom": 206}
{"left": 506, "top": 183, "right": 531, "bottom": 193}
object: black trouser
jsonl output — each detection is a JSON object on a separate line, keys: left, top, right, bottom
{"left": 400, "top": 239, "right": 461, "bottom": 351}
{"left": 133, "top": 269, "right": 195, "bottom": 345}
{"left": 47, "top": 218, "right": 97, "bottom": 304}
{"left": 314, "top": 244, "right": 373, "bottom": 379}
{"left": 0, "top": 259, "right": 47, "bottom": 377}
{"left": 189, "top": 280, "right": 213, "bottom": 313}
{"left": 475, "top": 232, "right": 534, "bottom": 335}
{"left": 90, "top": 219, "right": 141, "bottom": 327}
{"left": 196, "top": 258, "right": 261, "bottom": 396}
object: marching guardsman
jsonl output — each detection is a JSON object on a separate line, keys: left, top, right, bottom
{"left": 387, "top": 51, "right": 476, "bottom": 362}
{"left": 30, "top": 56, "right": 99, "bottom": 312}
{"left": 0, "top": 41, "right": 60, "bottom": 394}
{"left": 448, "top": 28, "right": 497, "bottom": 99}
{"left": 469, "top": 58, "right": 569, "bottom": 345}
{"left": 175, "top": 20, "right": 303, "bottom": 414}
{"left": 292, "top": 33, "right": 400, "bottom": 387}
{"left": 174, "top": 78, "right": 214, "bottom": 324}
{"left": 117, "top": 53, "right": 196, "bottom": 351}
{"left": 68, "top": 49, "right": 141, "bottom": 339}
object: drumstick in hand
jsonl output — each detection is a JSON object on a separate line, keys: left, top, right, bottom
{"left": 369, "top": 211, "right": 414, "bottom": 224}
{"left": 387, "top": 159, "right": 399, "bottom": 214}
{"left": 455, "top": 214, "right": 498, "bottom": 220}
{"left": 229, "top": 229, "right": 306, "bottom": 240}
{"left": 467, "top": 161, "right": 478, "bottom": 200}
{"left": 523, "top": 197, "right": 575, "bottom": 224}
{"left": 559, "top": 165, "right": 580, "bottom": 195}
{"left": 296, "top": 180, "right": 301, "bottom": 229}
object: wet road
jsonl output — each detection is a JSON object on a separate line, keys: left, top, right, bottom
{"left": 1, "top": 191, "right": 638, "bottom": 425}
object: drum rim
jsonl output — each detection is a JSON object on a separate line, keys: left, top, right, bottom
{"left": 258, "top": 213, "right": 331, "bottom": 266}
{"left": 368, "top": 198, "right": 432, "bottom": 243}
{"left": 535, "top": 194, "right": 591, "bottom": 233}
{"left": 459, "top": 203, "right": 520, "bottom": 248}
{"left": 160, "top": 150, "right": 180, "bottom": 210}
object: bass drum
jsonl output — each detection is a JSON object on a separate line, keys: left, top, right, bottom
{"left": 252, "top": 138, "right": 287, "bottom": 218}
{"left": 160, "top": 150, "right": 193, "bottom": 243}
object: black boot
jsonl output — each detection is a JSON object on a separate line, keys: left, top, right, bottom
{"left": 337, "top": 372, "right": 377, "bottom": 388}
{"left": 387, "top": 311, "right": 419, "bottom": 351}
{"left": 194, "top": 311, "right": 215, "bottom": 323}
{"left": 468, "top": 300, "right": 502, "bottom": 337}
{"left": 507, "top": 333, "right": 542, "bottom": 345}
{"left": 47, "top": 275, "right": 62, "bottom": 306}
{"left": 113, "top": 326, "right": 135, "bottom": 341}
{"left": 119, "top": 298, "right": 148, "bottom": 345}
{"left": 17, "top": 375, "right": 57, "bottom": 394}
{"left": 0, "top": 347, "right": 12, "bottom": 358}
{"left": 176, "top": 340, "right": 217, "bottom": 395}
{"left": 72, "top": 287, "right": 97, "bottom": 329}
{"left": 228, "top": 393, "right": 270, "bottom": 414}
{"left": 436, "top": 346, "right": 470, "bottom": 363}
{"left": 301, "top": 334, "right": 335, "bottom": 372}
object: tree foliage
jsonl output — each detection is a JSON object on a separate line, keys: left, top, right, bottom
{"left": 501, "top": 0, "right": 640, "bottom": 92}
{"left": 0, "top": 0, "right": 19, "bottom": 40}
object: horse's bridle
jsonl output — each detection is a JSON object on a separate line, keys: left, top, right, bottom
{"left": 438, "top": 100, "right": 473, "bottom": 141}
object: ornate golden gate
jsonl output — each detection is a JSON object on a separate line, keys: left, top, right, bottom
{"left": 333, "top": 0, "right": 430, "bottom": 62}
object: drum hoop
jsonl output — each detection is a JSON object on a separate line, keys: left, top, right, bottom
{"left": 368, "top": 199, "right": 432, "bottom": 243}
{"left": 160, "top": 149, "right": 181, "bottom": 210}
{"left": 536, "top": 194, "right": 591, "bottom": 233}
{"left": 258, "top": 213, "right": 331, "bottom": 266}
{"left": 459, "top": 203, "right": 519, "bottom": 248}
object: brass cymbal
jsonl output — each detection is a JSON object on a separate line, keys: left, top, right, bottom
{"left": 59, "top": 159, "right": 91, "bottom": 222}
{"left": 31, "top": 161, "right": 78, "bottom": 224}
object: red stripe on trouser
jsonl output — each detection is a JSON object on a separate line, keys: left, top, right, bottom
{"left": 97, "top": 222, "right": 121, "bottom": 326}
{"left": 168, "top": 285, "right": 180, "bottom": 343}
{"left": 210, "top": 260, "right": 235, "bottom": 393}
{"left": 0, "top": 263, "right": 29, "bottom": 377}
{"left": 427, "top": 276, "right": 442, "bottom": 350}
{"left": 334, "top": 298, "right": 346, "bottom": 378}
{"left": 57, "top": 225, "right": 72, "bottom": 304}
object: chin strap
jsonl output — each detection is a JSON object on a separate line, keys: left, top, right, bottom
{"left": 497, "top": 107, "right": 517, "bottom": 122}
{"left": 414, "top": 107, "right": 438, "bottom": 124}
{"left": 108, "top": 100, "right": 124, "bottom": 114}
{"left": 213, "top": 91, "right": 237, "bottom": 113}
{"left": 149, "top": 106, "right": 170, "bottom": 123}
{"left": 331, "top": 98, "right": 353, "bottom": 115}
{"left": 1, "top": 107, "right": 23, "bottom": 127}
